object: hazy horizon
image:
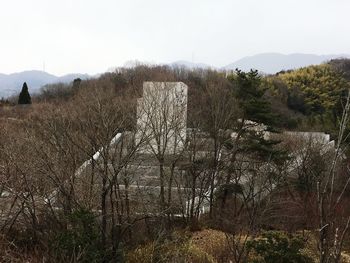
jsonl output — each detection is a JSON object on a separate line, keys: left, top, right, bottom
{"left": 1, "top": 0, "right": 349, "bottom": 75}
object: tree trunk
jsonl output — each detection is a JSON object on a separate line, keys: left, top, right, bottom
{"left": 101, "top": 177, "right": 108, "bottom": 262}
{"left": 159, "top": 160, "right": 166, "bottom": 211}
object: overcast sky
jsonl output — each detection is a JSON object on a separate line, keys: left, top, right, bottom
{"left": 0, "top": 0, "right": 349, "bottom": 75}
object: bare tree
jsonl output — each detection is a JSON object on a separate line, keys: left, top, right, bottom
{"left": 196, "top": 77, "right": 239, "bottom": 217}
{"left": 317, "top": 89, "right": 350, "bottom": 263}
{"left": 135, "top": 82, "right": 188, "bottom": 217}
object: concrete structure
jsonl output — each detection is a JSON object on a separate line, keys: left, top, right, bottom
{"left": 71, "top": 81, "right": 337, "bottom": 217}
{"left": 283, "top": 131, "right": 334, "bottom": 148}
{"left": 135, "top": 82, "right": 188, "bottom": 155}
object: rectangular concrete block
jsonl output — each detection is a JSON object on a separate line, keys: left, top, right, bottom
{"left": 136, "top": 82, "right": 188, "bottom": 155}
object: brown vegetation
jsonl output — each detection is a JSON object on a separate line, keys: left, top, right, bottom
{"left": 0, "top": 65, "right": 350, "bottom": 262}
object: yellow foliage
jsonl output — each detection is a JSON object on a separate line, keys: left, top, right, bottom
{"left": 278, "top": 64, "right": 348, "bottom": 114}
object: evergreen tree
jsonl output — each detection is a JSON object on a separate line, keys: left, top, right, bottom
{"left": 73, "top": 78, "right": 82, "bottom": 89}
{"left": 228, "top": 69, "right": 287, "bottom": 163}
{"left": 232, "top": 69, "right": 277, "bottom": 129}
{"left": 220, "top": 69, "right": 289, "bottom": 209}
{"left": 18, "top": 82, "right": 32, "bottom": 104}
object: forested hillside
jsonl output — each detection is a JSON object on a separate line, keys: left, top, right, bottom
{"left": 1, "top": 60, "right": 350, "bottom": 262}
{"left": 27, "top": 58, "right": 350, "bottom": 135}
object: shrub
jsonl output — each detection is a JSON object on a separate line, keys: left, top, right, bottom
{"left": 51, "top": 209, "right": 103, "bottom": 262}
{"left": 247, "top": 231, "right": 314, "bottom": 263}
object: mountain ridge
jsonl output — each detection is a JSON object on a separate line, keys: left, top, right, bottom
{"left": 222, "top": 53, "right": 350, "bottom": 73}
{"left": 2, "top": 53, "right": 349, "bottom": 98}
{"left": 0, "top": 70, "right": 90, "bottom": 98}
{"left": 165, "top": 53, "right": 350, "bottom": 72}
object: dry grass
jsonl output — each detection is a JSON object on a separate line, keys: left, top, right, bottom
{"left": 342, "top": 253, "right": 350, "bottom": 263}
{"left": 190, "top": 229, "right": 231, "bottom": 262}
{"left": 0, "top": 234, "right": 44, "bottom": 263}
{"left": 126, "top": 229, "right": 232, "bottom": 263}
{"left": 297, "top": 230, "right": 350, "bottom": 263}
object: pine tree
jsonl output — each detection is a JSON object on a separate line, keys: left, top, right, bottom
{"left": 18, "top": 82, "right": 32, "bottom": 104}
{"left": 73, "top": 78, "right": 82, "bottom": 89}
{"left": 220, "top": 70, "right": 289, "bottom": 208}
{"left": 232, "top": 69, "right": 277, "bottom": 128}
{"left": 228, "top": 69, "right": 287, "bottom": 163}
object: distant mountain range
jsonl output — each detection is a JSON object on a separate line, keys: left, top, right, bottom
{"left": 0, "top": 71, "right": 90, "bottom": 98}
{"left": 222, "top": 53, "right": 350, "bottom": 73}
{"left": 171, "top": 53, "right": 350, "bottom": 73}
{"left": 1, "top": 53, "right": 349, "bottom": 98}
{"left": 169, "top": 60, "right": 213, "bottom": 69}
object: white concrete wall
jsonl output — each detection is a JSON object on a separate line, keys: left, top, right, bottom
{"left": 135, "top": 82, "right": 188, "bottom": 155}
